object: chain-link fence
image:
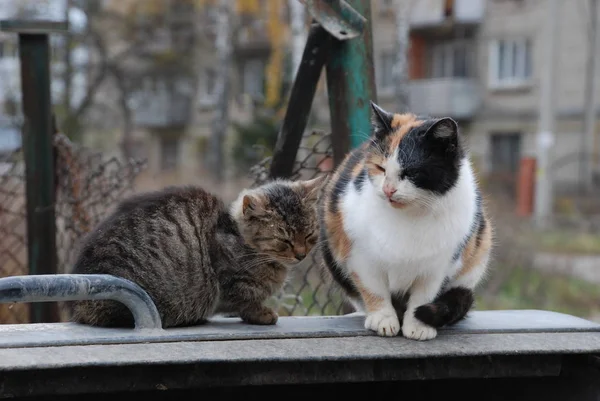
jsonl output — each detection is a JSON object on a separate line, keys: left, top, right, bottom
{"left": 0, "top": 133, "right": 145, "bottom": 323}
{"left": 0, "top": 128, "right": 346, "bottom": 323}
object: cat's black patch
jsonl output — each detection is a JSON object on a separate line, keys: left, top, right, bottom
{"left": 353, "top": 167, "right": 367, "bottom": 192}
{"left": 329, "top": 148, "right": 364, "bottom": 214}
{"left": 396, "top": 117, "right": 464, "bottom": 195}
{"left": 452, "top": 190, "right": 483, "bottom": 262}
{"left": 414, "top": 287, "right": 474, "bottom": 328}
{"left": 475, "top": 211, "right": 487, "bottom": 247}
{"left": 370, "top": 101, "right": 394, "bottom": 141}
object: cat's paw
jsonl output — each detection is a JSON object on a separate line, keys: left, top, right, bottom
{"left": 241, "top": 306, "right": 279, "bottom": 325}
{"left": 402, "top": 315, "right": 437, "bottom": 341}
{"left": 364, "top": 309, "right": 400, "bottom": 337}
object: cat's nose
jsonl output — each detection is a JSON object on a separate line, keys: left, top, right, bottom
{"left": 384, "top": 186, "right": 396, "bottom": 198}
{"left": 294, "top": 253, "right": 306, "bottom": 261}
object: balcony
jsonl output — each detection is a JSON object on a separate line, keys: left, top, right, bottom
{"left": 132, "top": 83, "right": 192, "bottom": 129}
{"left": 409, "top": 78, "right": 481, "bottom": 119}
{"left": 410, "top": 0, "right": 484, "bottom": 30}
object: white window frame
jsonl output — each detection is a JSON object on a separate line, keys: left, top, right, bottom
{"left": 198, "top": 67, "right": 217, "bottom": 107}
{"left": 242, "top": 58, "right": 265, "bottom": 100}
{"left": 430, "top": 40, "right": 472, "bottom": 78}
{"left": 488, "top": 38, "right": 532, "bottom": 89}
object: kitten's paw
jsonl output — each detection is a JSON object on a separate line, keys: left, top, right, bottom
{"left": 402, "top": 316, "right": 437, "bottom": 341}
{"left": 241, "top": 306, "right": 278, "bottom": 325}
{"left": 364, "top": 310, "right": 400, "bottom": 337}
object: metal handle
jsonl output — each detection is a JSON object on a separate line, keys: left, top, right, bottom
{"left": 0, "top": 274, "right": 162, "bottom": 330}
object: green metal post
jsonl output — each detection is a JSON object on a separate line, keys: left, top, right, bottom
{"left": 0, "top": 20, "right": 68, "bottom": 323}
{"left": 325, "top": 0, "right": 377, "bottom": 165}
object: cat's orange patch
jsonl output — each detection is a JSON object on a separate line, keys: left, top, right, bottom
{"left": 351, "top": 272, "right": 384, "bottom": 312}
{"left": 458, "top": 214, "right": 493, "bottom": 279}
{"left": 365, "top": 153, "right": 385, "bottom": 177}
{"left": 390, "top": 113, "right": 417, "bottom": 129}
{"left": 351, "top": 160, "right": 364, "bottom": 178}
{"left": 388, "top": 114, "right": 424, "bottom": 151}
{"left": 324, "top": 208, "right": 352, "bottom": 262}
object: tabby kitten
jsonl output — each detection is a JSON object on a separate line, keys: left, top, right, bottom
{"left": 319, "top": 101, "right": 493, "bottom": 341}
{"left": 71, "top": 177, "right": 325, "bottom": 328}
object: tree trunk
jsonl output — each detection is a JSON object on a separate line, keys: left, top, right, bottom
{"left": 393, "top": 0, "right": 411, "bottom": 112}
{"left": 63, "top": 0, "right": 73, "bottom": 116}
{"left": 582, "top": 0, "right": 600, "bottom": 190}
{"left": 209, "top": 0, "right": 233, "bottom": 182}
{"left": 289, "top": 0, "right": 306, "bottom": 77}
{"left": 112, "top": 67, "right": 133, "bottom": 161}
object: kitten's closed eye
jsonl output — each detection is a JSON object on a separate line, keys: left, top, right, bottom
{"left": 305, "top": 232, "right": 318, "bottom": 245}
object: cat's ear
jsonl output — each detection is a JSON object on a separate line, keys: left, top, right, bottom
{"left": 242, "top": 193, "right": 265, "bottom": 216}
{"left": 425, "top": 117, "right": 458, "bottom": 141}
{"left": 370, "top": 101, "right": 393, "bottom": 139}
{"left": 301, "top": 174, "right": 328, "bottom": 200}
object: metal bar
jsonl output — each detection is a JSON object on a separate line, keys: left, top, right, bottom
{"left": 17, "top": 32, "right": 59, "bottom": 323}
{"left": 269, "top": 23, "right": 333, "bottom": 179}
{"left": 0, "top": 20, "right": 68, "bottom": 34}
{"left": 0, "top": 274, "right": 163, "bottom": 330}
{"left": 325, "top": 0, "right": 377, "bottom": 165}
{"left": 304, "top": 0, "right": 366, "bottom": 40}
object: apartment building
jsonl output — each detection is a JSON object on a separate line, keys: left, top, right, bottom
{"left": 3, "top": 0, "right": 596, "bottom": 196}
{"left": 0, "top": 0, "right": 88, "bottom": 156}
{"left": 373, "top": 0, "right": 600, "bottom": 193}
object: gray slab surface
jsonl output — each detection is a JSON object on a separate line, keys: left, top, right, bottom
{"left": 0, "top": 331, "right": 598, "bottom": 371}
{"left": 0, "top": 309, "right": 598, "bottom": 349}
{"left": 0, "top": 310, "right": 598, "bottom": 398}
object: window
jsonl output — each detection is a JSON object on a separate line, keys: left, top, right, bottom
{"left": 199, "top": 68, "right": 216, "bottom": 106}
{"left": 242, "top": 58, "right": 265, "bottom": 100}
{"left": 160, "top": 137, "right": 179, "bottom": 171}
{"left": 489, "top": 38, "right": 532, "bottom": 88}
{"left": 429, "top": 40, "right": 472, "bottom": 78}
{"left": 379, "top": 52, "right": 395, "bottom": 88}
{"left": 490, "top": 133, "right": 521, "bottom": 176}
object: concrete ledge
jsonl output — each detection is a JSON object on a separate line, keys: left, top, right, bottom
{"left": 0, "top": 309, "right": 597, "bottom": 350}
{"left": 0, "top": 310, "right": 598, "bottom": 399}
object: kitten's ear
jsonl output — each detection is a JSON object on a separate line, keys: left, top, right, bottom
{"left": 242, "top": 194, "right": 264, "bottom": 216}
{"left": 370, "top": 101, "right": 393, "bottom": 139}
{"left": 425, "top": 117, "right": 458, "bottom": 140}
{"left": 301, "top": 174, "right": 328, "bottom": 200}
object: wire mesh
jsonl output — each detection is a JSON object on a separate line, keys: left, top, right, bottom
{"left": 0, "top": 133, "right": 145, "bottom": 323}
{"left": 0, "top": 128, "right": 346, "bottom": 323}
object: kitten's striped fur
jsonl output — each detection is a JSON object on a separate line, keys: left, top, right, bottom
{"left": 319, "top": 102, "right": 493, "bottom": 340}
{"left": 71, "top": 177, "right": 326, "bottom": 328}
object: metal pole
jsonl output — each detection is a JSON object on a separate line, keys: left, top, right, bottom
{"left": 269, "top": 24, "right": 332, "bottom": 179}
{"left": 1, "top": 20, "right": 68, "bottom": 323}
{"left": 533, "top": 0, "right": 560, "bottom": 227}
{"left": 326, "top": 0, "right": 377, "bottom": 165}
{"left": 582, "top": 0, "right": 600, "bottom": 190}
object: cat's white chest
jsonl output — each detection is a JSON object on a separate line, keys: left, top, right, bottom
{"left": 340, "top": 182, "right": 474, "bottom": 292}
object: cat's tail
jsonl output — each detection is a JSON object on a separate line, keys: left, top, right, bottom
{"left": 413, "top": 287, "right": 474, "bottom": 328}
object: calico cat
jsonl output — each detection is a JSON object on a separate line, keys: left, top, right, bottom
{"left": 70, "top": 176, "right": 325, "bottom": 328}
{"left": 319, "top": 102, "right": 493, "bottom": 341}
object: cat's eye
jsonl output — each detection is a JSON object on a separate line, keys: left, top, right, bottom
{"left": 276, "top": 238, "right": 294, "bottom": 248}
{"left": 305, "top": 232, "right": 317, "bottom": 243}
{"left": 375, "top": 164, "right": 386, "bottom": 173}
